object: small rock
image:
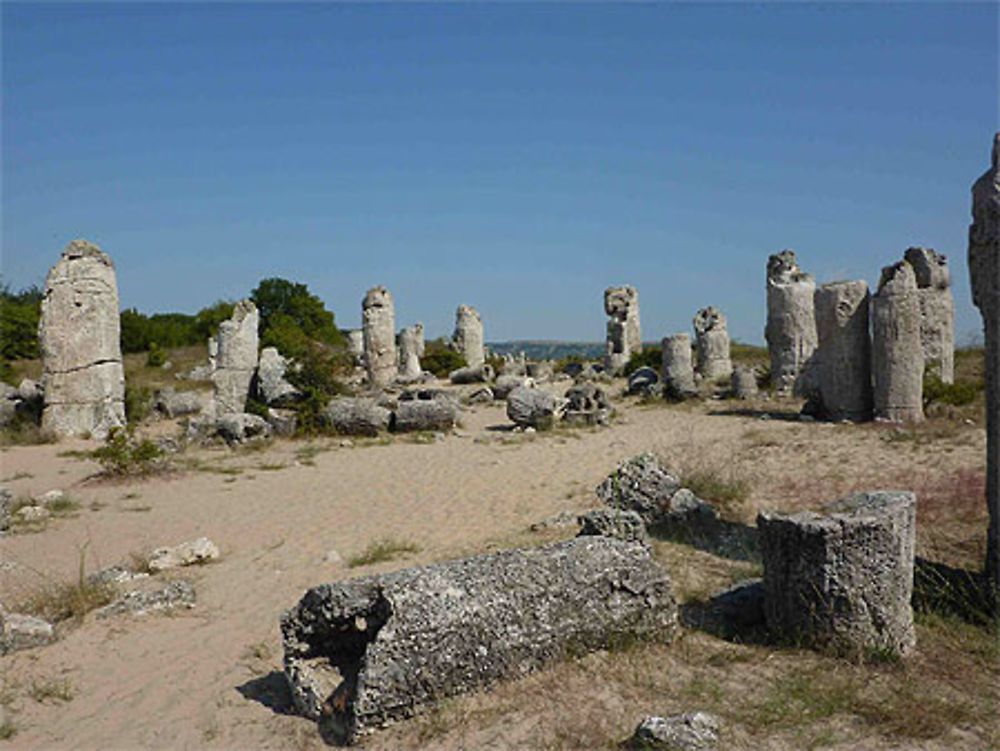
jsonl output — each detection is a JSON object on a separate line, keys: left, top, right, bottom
{"left": 15, "top": 505, "right": 50, "bottom": 522}
{"left": 217, "top": 412, "right": 271, "bottom": 444}
{"left": 1, "top": 612, "right": 54, "bottom": 654}
{"left": 148, "top": 537, "right": 220, "bottom": 572}
{"left": 629, "top": 712, "right": 721, "bottom": 750}
{"left": 339, "top": 439, "right": 354, "bottom": 448}
{"left": 97, "top": 580, "right": 196, "bottom": 618}
{"left": 577, "top": 509, "right": 649, "bottom": 544}
{"left": 323, "top": 550, "right": 343, "bottom": 565}
{"left": 34, "top": 489, "right": 66, "bottom": 506}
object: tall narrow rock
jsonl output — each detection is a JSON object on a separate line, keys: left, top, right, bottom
{"left": 661, "top": 334, "right": 697, "bottom": 399}
{"left": 452, "top": 305, "right": 484, "bottom": 368}
{"left": 362, "top": 287, "right": 397, "bottom": 388}
{"left": 904, "top": 247, "right": 955, "bottom": 384}
{"left": 969, "top": 132, "right": 1000, "bottom": 609}
{"left": 397, "top": 325, "right": 423, "bottom": 379}
{"left": 39, "top": 240, "right": 125, "bottom": 438}
{"left": 872, "top": 261, "right": 924, "bottom": 423}
{"left": 604, "top": 286, "right": 641, "bottom": 375}
{"left": 212, "top": 300, "right": 259, "bottom": 415}
{"left": 813, "top": 281, "right": 872, "bottom": 421}
{"left": 692, "top": 307, "right": 732, "bottom": 380}
{"left": 765, "top": 250, "right": 818, "bottom": 395}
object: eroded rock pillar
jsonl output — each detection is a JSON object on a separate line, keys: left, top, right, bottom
{"left": 604, "top": 286, "right": 641, "bottom": 375}
{"left": 452, "top": 305, "right": 484, "bottom": 368}
{"left": 213, "top": 299, "right": 259, "bottom": 415}
{"left": 397, "top": 325, "right": 423, "bottom": 379}
{"left": 813, "top": 281, "right": 872, "bottom": 421}
{"left": 661, "top": 334, "right": 697, "bottom": 399}
{"left": 765, "top": 250, "right": 818, "bottom": 395}
{"left": 693, "top": 307, "right": 732, "bottom": 380}
{"left": 362, "top": 287, "right": 397, "bottom": 389}
{"left": 872, "top": 261, "right": 924, "bottom": 423}
{"left": 905, "top": 247, "right": 955, "bottom": 384}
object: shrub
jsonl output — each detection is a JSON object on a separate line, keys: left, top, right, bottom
{"left": 124, "top": 385, "right": 152, "bottom": 425}
{"left": 145, "top": 342, "right": 166, "bottom": 368}
{"left": 0, "top": 282, "right": 42, "bottom": 360}
{"left": 91, "top": 426, "right": 166, "bottom": 477}
{"left": 923, "top": 374, "right": 982, "bottom": 408}
{"left": 251, "top": 277, "right": 346, "bottom": 358}
{"left": 420, "top": 339, "right": 466, "bottom": 377}
{"left": 623, "top": 347, "right": 662, "bottom": 377}
{"left": 286, "top": 342, "right": 351, "bottom": 435}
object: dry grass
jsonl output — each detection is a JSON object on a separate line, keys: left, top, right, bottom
{"left": 347, "top": 538, "right": 422, "bottom": 568}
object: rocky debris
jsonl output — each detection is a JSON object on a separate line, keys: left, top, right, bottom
{"left": 97, "top": 580, "right": 196, "bottom": 619}
{"left": 153, "top": 387, "right": 203, "bottom": 418}
{"left": 577, "top": 508, "right": 648, "bottom": 544}
{"left": 730, "top": 367, "right": 758, "bottom": 399}
{"left": 362, "top": 287, "right": 397, "bottom": 388}
{"left": 526, "top": 361, "right": 553, "bottom": 380}
{"left": 266, "top": 408, "right": 298, "bottom": 437}
{"left": 1, "top": 377, "right": 45, "bottom": 428}
{"left": 324, "top": 398, "right": 392, "bottom": 437}
{"left": 506, "top": 386, "right": 563, "bottom": 430}
{"left": 15, "top": 505, "right": 51, "bottom": 523}
{"left": 148, "top": 537, "right": 220, "bottom": 572}
{"left": 346, "top": 329, "right": 365, "bottom": 365}
{"left": 493, "top": 374, "right": 532, "bottom": 400}
{"left": 872, "top": 261, "right": 924, "bottom": 422}
{"left": 500, "top": 353, "right": 528, "bottom": 376}
{"left": 758, "top": 490, "right": 916, "bottom": 657}
{"left": 661, "top": 334, "right": 698, "bottom": 400}
{"left": 0, "top": 612, "right": 54, "bottom": 655}
{"left": 811, "top": 280, "right": 873, "bottom": 422}
{"left": 449, "top": 363, "right": 494, "bottom": 385}
{"left": 765, "top": 250, "right": 819, "bottom": 395}
{"left": 213, "top": 300, "right": 260, "bottom": 415}
{"left": 693, "top": 307, "right": 732, "bottom": 381}
{"left": 452, "top": 305, "right": 485, "bottom": 368}
{"left": 216, "top": 412, "right": 271, "bottom": 444}
{"left": 396, "top": 324, "right": 424, "bottom": 380}
{"left": 256, "top": 347, "right": 300, "bottom": 406}
{"left": 86, "top": 564, "right": 147, "bottom": 587}
{"left": 462, "top": 386, "right": 494, "bottom": 404}
{"left": 604, "top": 285, "right": 642, "bottom": 375}
{"left": 905, "top": 247, "right": 955, "bottom": 383}
{"left": 627, "top": 366, "right": 659, "bottom": 395}
{"left": 563, "top": 381, "right": 612, "bottom": 426}
{"left": 969, "top": 132, "right": 1000, "bottom": 609}
{"left": 281, "top": 536, "right": 679, "bottom": 744}
{"left": 0, "top": 488, "right": 10, "bottom": 533}
{"left": 38, "top": 240, "right": 126, "bottom": 438}
{"left": 392, "top": 400, "right": 458, "bottom": 433}
{"left": 628, "top": 712, "right": 721, "bottom": 751}
{"left": 32, "top": 489, "right": 66, "bottom": 506}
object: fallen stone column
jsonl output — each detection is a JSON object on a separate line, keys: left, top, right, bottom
{"left": 448, "top": 363, "right": 494, "bottom": 384}
{"left": 693, "top": 307, "right": 732, "bottom": 380}
{"left": 813, "top": 280, "right": 872, "bottom": 421}
{"left": 281, "top": 536, "right": 678, "bottom": 744}
{"left": 969, "top": 132, "right": 1000, "bottom": 609}
{"left": 758, "top": 490, "right": 916, "bottom": 657}
{"left": 451, "top": 305, "right": 484, "bottom": 368}
{"left": 213, "top": 299, "right": 259, "bottom": 415}
{"left": 362, "top": 287, "right": 397, "bottom": 388}
{"left": 872, "top": 261, "right": 924, "bottom": 422}
{"left": 604, "top": 285, "right": 641, "bottom": 375}
{"left": 391, "top": 400, "right": 458, "bottom": 432}
{"left": 765, "top": 250, "right": 818, "bottom": 395}
{"left": 660, "top": 334, "right": 697, "bottom": 399}
{"left": 905, "top": 247, "right": 955, "bottom": 384}
{"left": 324, "top": 398, "right": 391, "bottom": 436}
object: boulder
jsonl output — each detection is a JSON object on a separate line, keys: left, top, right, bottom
{"left": 216, "top": 412, "right": 271, "bottom": 444}
{"left": 627, "top": 366, "right": 659, "bottom": 395}
{"left": 396, "top": 324, "right": 424, "bottom": 380}
{"left": 154, "top": 387, "right": 203, "bottom": 418}
{"left": 97, "top": 580, "right": 196, "bottom": 619}
{"left": 392, "top": 400, "right": 458, "bottom": 433}
{"left": 0, "top": 612, "right": 54, "bottom": 655}
{"left": 628, "top": 712, "right": 721, "bottom": 751}
{"left": 148, "top": 537, "right": 220, "bottom": 572}
{"left": 266, "top": 408, "right": 298, "bottom": 437}
{"left": 493, "top": 374, "right": 532, "bottom": 400}
{"left": 577, "top": 509, "right": 648, "bottom": 544}
{"left": 506, "top": 386, "right": 562, "bottom": 430}
{"left": 0, "top": 488, "right": 10, "bottom": 533}
{"left": 462, "top": 386, "right": 494, "bottom": 404}
{"left": 449, "top": 363, "right": 494, "bottom": 384}
{"left": 693, "top": 307, "right": 732, "bottom": 380}
{"left": 324, "top": 398, "right": 391, "bottom": 437}
{"left": 730, "top": 367, "right": 758, "bottom": 399}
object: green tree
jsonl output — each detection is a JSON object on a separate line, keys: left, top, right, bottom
{"left": 194, "top": 300, "right": 235, "bottom": 340}
{"left": 0, "top": 282, "right": 43, "bottom": 360}
{"left": 250, "top": 278, "right": 345, "bottom": 357}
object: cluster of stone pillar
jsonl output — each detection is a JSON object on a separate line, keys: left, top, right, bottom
{"left": 603, "top": 285, "right": 641, "bottom": 375}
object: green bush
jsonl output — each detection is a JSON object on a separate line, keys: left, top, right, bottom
{"left": 124, "top": 385, "right": 152, "bottom": 425}
{"left": 251, "top": 278, "right": 346, "bottom": 358}
{"left": 420, "top": 339, "right": 466, "bottom": 377}
{"left": 623, "top": 347, "right": 662, "bottom": 377}
{"left": 145, "top": 342, "right": 166, "bottom": 367}
{"left": 923, "top": 374, "right": 982, "bottom": 408}
{"left": 0, "top": 282, "right": 42, "bottom": 360}
{"left": 285, "top": 342, "right": 351, "bottom": 435}
{"left": 91, "top": 427, "right": 165, "bottom": 477}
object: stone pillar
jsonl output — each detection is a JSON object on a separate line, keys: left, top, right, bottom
{"left": 872, "top": 261, "right": 924, "bottom": 423}
{"left": 346, "top": 330, "right": 364, "bottom": 365}
{"left": 452, "top": 305, "right": 484, "bottom": 368}
{"left": 765, "top": 250, "right": 818, "bottom": 395}
{"left": 904, "top": 247, "right": 955, "bottom": 384}
{"left": 813, "top": 281, "right": 872, "bottom": 421}
{"left": 969, "top": 132, "right": 1000, "bottom": 609}
{"left": 397, "top": 325, "right": 423, "bottom": 379}
{"left": 213, "top": 299, "right": 259, "bottom": 415}
{"left": 692, "top": 307, "right": 732, "bottom": 380}
{"left": 362, "top": 286, "right": 397, "bottom": 389}
{"left": 604, "top": 286, "right": 641, "bottom": 375}
{"left": 758, "top": 490, "right": 917, "bottom": 657}
{"left": 38, "top": 240, "right": 125, "bottom": 439}
{"left": 731, "top": 366, "right": 758, "bottom": 399}
{"left": 413, "top": 322, "right": 425, "bottom": 358}
{"left": 661, "top": 334, "right": 696, "bottom": 399}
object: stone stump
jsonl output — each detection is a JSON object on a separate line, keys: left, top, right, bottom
{"left": 731, "top": 367, "right": 758, "bottom": 399}
{"left": 693, "top": 307, "right": 732, "bottom": 380}
{"left": 213, "top": 299, "right": 259, "bottom": 415}
{"left": 969, "top": 131, "right": 1000, "bottom": 609}
{"left": 661, "top": 334, "right": 697, "bottom": 399}
{"left": 604, "top": 285, "right": 641, "bottom": 375}
{"left": 39, "top": 240, "right": 125, "bottom": 438}
{"left": 765, "top": 250, "right": 818, "bottom": 395}
{"left": 872, "top": 261, "right": 924, "bottom": 423}
{"left": 813, "top": 280, "right": 872, "bottom": 421}
{"left": 905, "top": 247, "right": 955, "bottom": 384}
{"left": 362, "top": 287, "right": 397, "bottom": 389}
{"left": 758, "top": 490, "right": 916, "bottom": 657}
{"left": 397, "top": 325, "right": 423, "bottom": 379}
{"left": 452, "top": 305, "right": 484, "bottom": 368}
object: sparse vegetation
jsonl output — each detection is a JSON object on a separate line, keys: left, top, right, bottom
{"left": 16, "top": 546, "right": 115, "bottom": 624}
{"left": 28, "top": 676, "right": 75, "bottom": 704}
{"left": 420, "top": 338, "right": 466, "bottom": 377}
{"left": 622, "top": 347, "right": 662, "bottom": 377}
{"left": 91, "top": 426, "right": 167, "bottom": 477}
{"left": 347, "top": 538, "right": 421, "bottom": 568}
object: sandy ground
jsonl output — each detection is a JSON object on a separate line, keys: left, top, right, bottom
{"left": 0, "top": 383, "right": 990, "bottom": 750}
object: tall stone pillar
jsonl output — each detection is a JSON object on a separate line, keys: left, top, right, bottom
{"left": 872, "top": 261, "right": 924, "bottom": 423}
{"left": 904, "top": 247, "right": 955, "bottom": 384}
{"left": 604, "top": 286, "right": 641, "bottom": 375}
{"left": 661, "top": 334, "right": 696, "bottom": 399}
{"left": 692, "top": 306, "right": 732, "bottom": 380}
{"left": 765, "top": 250, "right": 818, "bottom": 395}
{"left": 813, "top": 280, "right": 872, "bottom": 422}
{"left": 397, "top": 325, "right": 423, "bottom": 379}
{"left": 452, "top": 305, "right": 484, "bottom": 368}
{"left": 39, "top": 240, "right": 125, "bottom": 438}
{"left": 213, "top": 299, "right": 259, "bottom": 415}
{"left": 969, "top": 132, "right": 1000, "bottom": 609}
{"left": 362, "top": 286, "right": 397, "bottom": 389}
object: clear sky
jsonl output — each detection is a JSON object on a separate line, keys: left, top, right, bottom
{"left": 2, "top": 2, "right": 997, "bottom": 344}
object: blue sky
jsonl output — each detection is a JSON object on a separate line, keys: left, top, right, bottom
{"left": 3, "top": 2, "right": 997, "bottom": 344}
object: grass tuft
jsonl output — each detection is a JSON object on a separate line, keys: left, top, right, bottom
{"left": 347, "top": 538, "right": 421, "bottom": 568}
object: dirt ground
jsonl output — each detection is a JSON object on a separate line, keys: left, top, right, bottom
{"left": 0, "top": 383, "right": 995, "bottom": 750}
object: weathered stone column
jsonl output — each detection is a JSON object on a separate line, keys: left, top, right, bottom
{"left": 397, "top": 325, "right": 423, "bottom": 379}
{"left": 661, "top": 334, "right": 697, "bottom": 399}
{"left": 969, "top": 132, "right": 1000, "bottom": 609}
{"left": 872, "top": 261, "right": 924, "bottom": 423}
{"left": 904, "top": 247, "right": 955, "bottom": 384}
{"left": 212, "top": 299, "right": 259, "bottom": 415}
{"left": 451, "top": 305, "right": 484, "bottom": 368}
{"left": 39, "top": 240, "right": 125, "bottom": 438}
{"left": 362, "top": 287, "right": 397, "bottom": 389}
{"left": 813, "top": 281, "right": 872, "bottom": 421}
{"left": 765, "top": 250, "right": 818, "bottom": 394}
{"left": 604, "top": 286, "right": 641, "bottom": 375}
{"left": 692, "top": 306, "right": 732, "bottom": 380}
{"left": 281, "top": 536, "right": 678, "bottom": 744}
{"left": 758, "top": 490, "right": 917, "bottom": 657}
